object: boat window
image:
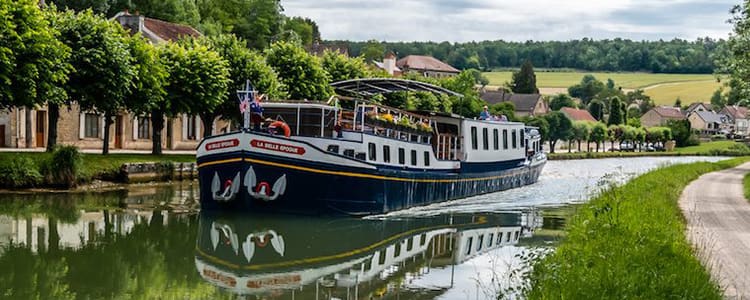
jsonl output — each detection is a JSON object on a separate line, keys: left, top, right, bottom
{"left": 482, "top": 128, "right": 489, "bottom": 150}
{"left": 493, "top": 129, "right": 499, "bottom": 150}
{"left": 466, "top": 237, "right": 473, "bottom": 255}
{"left": 424, "top": 151, "right": 430, "bottom": 167}
{"left": 496, "top": 232, "right": 502, "bottom": 245}
{"left": 471, "top": 126, "right": 478, "bottom": 150}
{"left": 368, "top": 143, "right": 376, "bottom": 161}
{"left": 383, "top": 145, "right": 391, "bottom": 163}
{"left": 488, "top": 233, "right": 494, "bottom": 247}
{"left": 398, "top": 148, "right": 405, "bottom": 164}
{"left": 394, "top": 243, "right": 402, "bottom": 257}
{"left": 327, "top": 145, "right": 339, "bottom": 153}
{"left": 514, "top": 231, "right": 520, "bottom": 241}
{"left": 343, "top": 149, "right": 355, "bottom": 157}
{"left": 520, "top": 130, "right": 525, "bottom": 147}
{"left": 411, "top": 150, "right": 417, "bottom": 166}
{"left": 512, "top": 130, "right": 517, "bottom": 149}
{"left": 506, "top": 231, "right": 511, "bottom": 242}
{"left": 379, "top": 251, "right": 387, "bottom": 265}
{"left": 477, "top": 235, "right": 484, "bottom": 251}
{"left": 420, "top": 233, "right": 427, "bottom": 245}
{"left": 355, "top": 152, "right": 366, "bottom": 160}
{"left": 503, "top": 129, "right": 508, "bottom": 149}
{"left": 407, "top": 237, "right": 414, "bottom": 251}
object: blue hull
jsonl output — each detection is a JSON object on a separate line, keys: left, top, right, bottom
{"left": 198, "top": 150, "right": 545, "bottom": 216}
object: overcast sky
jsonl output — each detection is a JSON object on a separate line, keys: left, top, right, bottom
{"left": 282, "top": 0, "right": 737, "bottom": 42}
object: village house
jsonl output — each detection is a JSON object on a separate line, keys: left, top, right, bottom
{"left": 640, "top": 106, "right": 685, "bottom": 127}
{"left": 0, "top": 11, "right": 229, "bottom": 150}
{"left": 559, "top": 107, "right": 597, "bottom": 122}
{"left": 373, "top": 53, "right": 403, "bottom": 77}
{"left": 375, "top": 54, "right": 459, "bottom": 78}
{"left": 479, "top": 90, "right": 549, "bottom": 117}
{"left": 685, "top": 102, "right": 713, "bottom": 115}
{"left": 719, "top": 105, "right": 749, "bottom": 137}
{"left": 688, "top": 110, "right": 730, "bottom": 136}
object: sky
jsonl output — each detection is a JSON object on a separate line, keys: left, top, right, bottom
{"left": 282, "top": 0, "right": 738, "bottom": 42}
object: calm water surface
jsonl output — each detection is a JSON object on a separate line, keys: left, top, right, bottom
{"left": 0, "top": 157, "right": 727, "bottom": 299}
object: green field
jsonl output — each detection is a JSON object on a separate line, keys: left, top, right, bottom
{"left": 483, "top": 71, "right": 722, "bottom": 105}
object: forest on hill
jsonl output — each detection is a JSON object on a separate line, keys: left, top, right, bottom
{"left": 330, "top": 38, "right": 724, "bottom": 74}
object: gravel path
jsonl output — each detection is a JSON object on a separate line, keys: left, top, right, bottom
{"left": 680, "top": 162, "right": 750, "bottom": 299}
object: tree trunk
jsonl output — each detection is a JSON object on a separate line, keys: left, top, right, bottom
{"left": 596, "top": 142, "right": 600, "bottom": 152}
{"left": 151, "top": 109, "right": 165, "bottom": 155}
{"left": 549, "top": 140, "right": 556, "bottom": 153}
{"left": 102, "top": 112, "right": 113, "bottom": 155}
{"left": 568, "top": 140, "right": 572, "bottom": 153}
{"left": 587, "top": 141, "right": 591, "bottom": 152}
{"left": 200, "top": 113, "right": 214, "bottom": 139}
{"left": 47, "top": 217, "right": 59, "bottom": 254}
{"left": 577, "top": 140, "right": 582, "bottom": 152}
{"left": 46, "top": 103, "right": 59, "bottom": 151}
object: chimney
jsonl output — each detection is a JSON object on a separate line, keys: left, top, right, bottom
{"left": 116, "top": 9, "right": 144, "bottom": 35}
{"left": 383, "top": 52, "right": 397, "bottom": 76}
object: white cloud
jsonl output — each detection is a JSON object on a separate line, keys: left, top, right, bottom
{"left": 281, "top": 0, "right": 735, "bottom": 41}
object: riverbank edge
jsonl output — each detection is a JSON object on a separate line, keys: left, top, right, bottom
{"left": 523, "top": 157, "right": 750, "bottom": 299}
{"left": 548, "top": 151, "right": 746, "bottom": 160}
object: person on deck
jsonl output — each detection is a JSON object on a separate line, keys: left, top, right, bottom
{"left": 480, "top": 105, "right": 491, "bottom": 120}
{"left": 250, "top": 94, "right": 265, "bottom": 131}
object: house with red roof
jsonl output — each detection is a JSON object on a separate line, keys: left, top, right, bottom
{"left": 559, "top": 107, "right": 596, "bottom": 122}
{"left": 719, "top": 105, "right": 749, "bottom": 136}
{"left": 640, "top": 106, "right": 685, "bottom": 127}
{"left": 375, "top": 54, "right": 459, "bottom": 78}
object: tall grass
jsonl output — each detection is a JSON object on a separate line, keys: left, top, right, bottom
{"left": 744, "top": 172, "right": 750, "bottom": 202}
{"left": 40, "top": 146, "right": 82, "bottom": 188}
{"left": 0, "top": 157, "right": 43, "bottom": 188}
{"left": 525, "top": 158, "right": 750, "bottom": 299}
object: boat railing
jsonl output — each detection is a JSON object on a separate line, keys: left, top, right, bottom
{"left": 343, "top": 103, "right": 436, "bottom": 144}
{"left": 436, "top": 134, "right": 463, "bottom": 161}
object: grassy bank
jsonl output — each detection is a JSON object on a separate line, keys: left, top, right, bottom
{"left": 525, "top": 157, "right": 750, "bottom": 299}
{"left": 549, "top": 141, "right": 750, "bottom": 160}
{"left": 0, "top": 151, "right": 194, "bottom": 188}
{"left": 744, "top": 172, "right": 750, "bottom": 201}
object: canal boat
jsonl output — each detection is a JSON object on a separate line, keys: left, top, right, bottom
{"left": 197, "top": 79, "right": 546, "bottom": 215}
{"left": 194, "top": 211, "right": 541, "bottom": 298}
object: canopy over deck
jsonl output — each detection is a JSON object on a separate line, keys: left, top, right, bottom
{"left": 331, "top": 78, "right": 463, "bottom": 98}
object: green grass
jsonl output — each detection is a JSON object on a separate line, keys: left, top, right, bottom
{"left": 673, "top": 141, "right": 744, "bottom": 154}
{"left": 550, "top": 141, "right": 750, "bottom": 160}
{"left": 744, "top": 172, "right": 750, "bottom": 202}
{"left": 644, "top": 80, "right": 723, "bottom": 105}
{"left": 483, "top": 71, "right": 717, "bottom": 89}
{"left": 525, "top": 157, "right": 750, "bottom": 299}
{"left": 0, "top": 152, "right": 194, "bottom": 183}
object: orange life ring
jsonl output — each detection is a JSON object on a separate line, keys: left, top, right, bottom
{"left": 268, "top": 121, "right": 291, "bottom": 138}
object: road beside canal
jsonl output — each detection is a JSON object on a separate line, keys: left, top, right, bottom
{"left": 680, "top": 162, "right": 750, "bottom": 298}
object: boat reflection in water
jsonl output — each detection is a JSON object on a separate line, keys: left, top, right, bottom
{"left": 194, "top": 211, "right": 542, "bottom": 299}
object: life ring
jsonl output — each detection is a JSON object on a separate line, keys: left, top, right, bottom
{"left": 268, "top": 121, "right": 291, "bottom": 138}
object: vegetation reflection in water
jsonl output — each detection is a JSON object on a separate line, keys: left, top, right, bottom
{"left": 0, "top": 183, "right": 568, "bottom": 299}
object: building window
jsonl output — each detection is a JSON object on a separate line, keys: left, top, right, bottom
{"left": 502, "top": 129, "right": 508, "bottom": 149}
{"left": 368, "top": 143, "right": 376, "bottom": 161}
{"left": 185, "top": 115, "right": 198, "bottom": 140}
{"left": 471, "top": 126, "right": 478, "bottom": 150}
{"left": 493, "top": 129, "right": 499, "bottom": 150}
{"left": 512, "top": 130, "right": 517, "bottom": 149}
{"left": 424, "top": 151, "right": 430, "bottom": 166}
{"left": 482, "top": 128, "right": 489, "bottom": 150}
{"left": 383, "top": 145, "right": 391, "bottom": 163}
{"left": 137, "top": 117, "right": 150, "bottom": 139}
{"left": 411, "top": 150, "right": 417, "bottom": 166}
{"left": 398, "top": 148, "right": 405, "bottom": 164}
{"left": 84, "top": 113, "right": 100, "bottom": 138}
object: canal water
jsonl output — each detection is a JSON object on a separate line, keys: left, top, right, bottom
{"left": 0, "top": 157, "right": 727, "bottom": 299}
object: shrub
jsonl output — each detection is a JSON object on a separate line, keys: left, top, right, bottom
{"left": 0, "top": 157, "right": 42, "bottom": 188}
{"left": 40, "top": 146, "right": 82, "bottom": 188}
{"left": 711, "top": 134, "right": 727, "bottom": 140}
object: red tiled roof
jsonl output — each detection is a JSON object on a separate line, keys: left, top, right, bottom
{"left": 480, "top": 90, "right": 542, "bottom": 112}
{"left": 560, "top": 107, "right": 596, "bottom": 122}
{"left": 722, "top": 105, "right": 748, "bottom": 119}
{"left": 652, "top": 106, "right": 685, "bottom": 119}
{"left": 396, "top": 55, "right": 460, "bottom": 73}
{"left": 143, "top": 18, "right": 201, "bottom": 42}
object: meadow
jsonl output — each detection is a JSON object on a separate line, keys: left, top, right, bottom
{"left": 483, "top": 71, "right": 722, "bottom": 105}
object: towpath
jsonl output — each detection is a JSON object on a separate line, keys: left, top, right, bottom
{"left": 680, "top": 162, "right": 750, "bottom": 299}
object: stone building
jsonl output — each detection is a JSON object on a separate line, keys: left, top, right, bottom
{"left": 479, "top": 90, "right": 549, "bottom": 117}
{"left": 640, "top": 106, "right": 685, "bottom": 127}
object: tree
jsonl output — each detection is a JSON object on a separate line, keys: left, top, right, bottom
{"left": 490, "top": 102, "right": 515, "bottom": 121}
{"left": 568, "top": 75, "right": 604, "bottom": 105}
{"left": 360, "top": 39, "right": 385, "bottom": 62}
{"left": 200, "top": 34, "right": 283, "bottom": 134}
{"left": 0, "top": 0, "right": 71, "bottom": 151}
{"left": 54, "top": 9, "right": 135, "bottom": 154}
{"left": 724, "top": 2, "right": 750, "bottom": 105}
{"left": 321, "top": 50, "right": 370, "bottom": 83}
{"left": 710, "top": 88, "right": 726, "bottom": 109}
{"left": 674, "top": 97, "right": 682, "bottom": 108}
{"left": 572, "top": 121, "right": 591, "bottom": 152}
{"left": 266, "top": 41, "right": 332, "bottom": 100}
{"left": 543, "top": 111, "right": 573, "bottom": 153}
{"left": 667, "top": 119, "right": 698, "bottom": 147}
{"left": 590, "top": 122, "right": 608, "bottom": 152}
{"left": 588, "top": 100, "right": 605, "bottom": 121}
{"left": 160, "top": 40, "right": 230, "bottom": 138}
{"left": 524, "top": 116, "right": 549, "bottom": 146}
{"left": 281, "top": 16, "right": 316, "bottom": 46}
{"left": 124, "top": 34, "right": 168, "bottom": 154}
{"left": 549, "top": 94, "right": 575, "bottom": 111}
{"left": 510, "top": 59, "right": 538, "bottom": 94}
{"left": 466, "top": 68, "right": 489, "bottom": 88}
{"left": 607, "top": 97, "right": 625, "bottom": 125}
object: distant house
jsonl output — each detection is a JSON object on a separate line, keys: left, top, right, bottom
{"left": 560, "top": 107, "right": 596, "bottom": 122}
{"left": 719, "top": 105, "right": 749, "bottom": 136}
{"left": 307, "top": 41, "right": 349, "bottom": 57}
{"left": 0, "top": 12, "right": 224, "bottom": 150}
{"left": 640, "top": 106, "right": 685, "bottom": 127}
{"left": 688, "top": 111, "right": 730, "bottom": 136}
{"left": 685, "top": 102, "right": 713, "bottom": 114}
{"left": 373, "top": 52, "right": 402, "bottom": 76}
{"left": 396, "top": 55, "right": 460, "bottom": 78}
{"left": 480, "top": 90, "right": 549, "bottom": 117}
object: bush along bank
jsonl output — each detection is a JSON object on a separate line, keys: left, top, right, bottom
{"left": 524, "top": 158, "right": 750, "bottom": 299}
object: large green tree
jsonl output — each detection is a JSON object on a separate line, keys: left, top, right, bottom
{"left": 510, "top": 59, "right": 538, "bottom": 94}
{"left": 266, "top": 41, "right": 332, "bottom": 100}
{"left": 568, "top": 75, "right": 605, "bottom": 105}
{"left": 543, "top": 111, "right": 573, "bottom": 153}
{"left": 607, "top": 97, "right": 625, "bottom": 125}
{"left": 723, "top": 2, "right": 750, "bottom": 103}
{"left": 160, "top": 40, "right": 230, "bottom": 138}
{"left": 54, "top": 9, "right": 135, "bottom": 154}
{"left": 321, "top": 50, "right": 370, "bottom": 83}
{"left": 549, "top": 94, "right": 575, "bottom": 111}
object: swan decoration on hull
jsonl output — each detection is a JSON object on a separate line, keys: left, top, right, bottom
{"left": 244, "top": 166, "right": 287, "bottom": 201}
{"left": 210, "top": 222, "right": 285, "bottom": 263}
{"left": 211, "top": 172, "right": 241, "bottom": 202}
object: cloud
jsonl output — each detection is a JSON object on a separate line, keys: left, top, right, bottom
{"left": 281, "top": 0, "right": 736, "bottom": 41}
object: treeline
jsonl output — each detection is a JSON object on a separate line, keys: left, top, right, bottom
{"left": 332, "top": 38, "right": 725, "bottom": 74}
